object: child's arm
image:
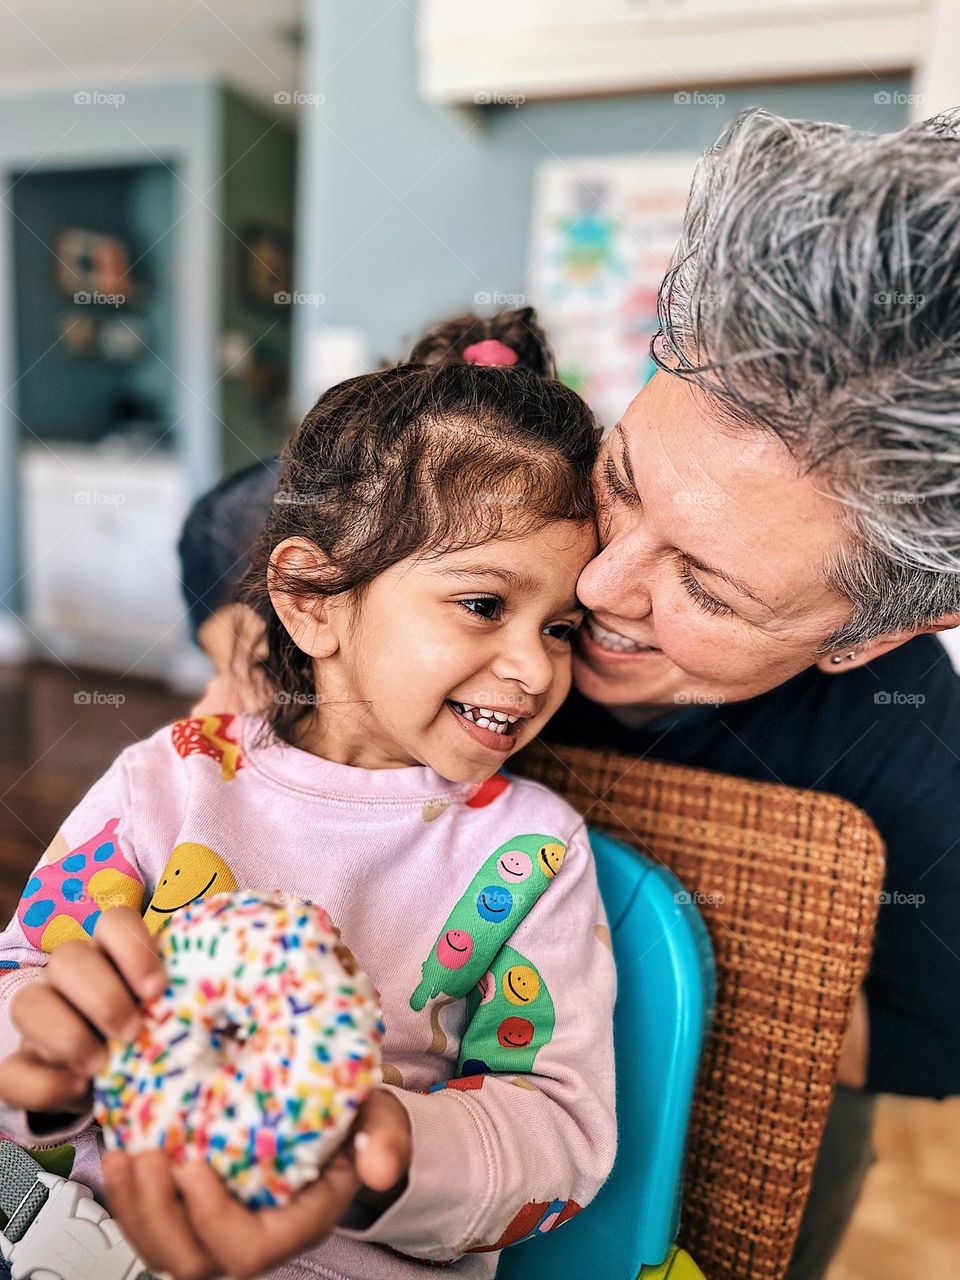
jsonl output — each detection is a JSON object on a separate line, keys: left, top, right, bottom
{"left": 0, "top": 753, "right": 156, "bottom": 1143}
{"left": 339, "top": 823, "right": 617, "bottom": 1263}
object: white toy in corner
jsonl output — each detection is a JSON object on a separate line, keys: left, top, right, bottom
{"left": 0, "top": 1163, "right": 154, "bottom": 1280}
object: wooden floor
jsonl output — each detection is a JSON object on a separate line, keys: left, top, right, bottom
{"left": 2, "top": 660, "right": 958, "bottom": 1276}
{"left": 0, "top": 660, "right": 182, "bottom": 925}
{"left": 827, "top": 1094, "right": 960, "bottom": 1279}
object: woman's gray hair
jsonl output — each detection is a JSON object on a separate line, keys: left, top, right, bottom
{"left": 653, "top": 107, "right": 960, "bottom": 649}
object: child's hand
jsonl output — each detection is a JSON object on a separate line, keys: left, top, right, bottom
{"left": 102, "top": 1145, "right": 361, "bottom": 1280}
{"left": 99, "top": 1089, "right": 410, "bottom": 1280}
{"left": 0, "top": 907, "right": 165, "bottom": 1116}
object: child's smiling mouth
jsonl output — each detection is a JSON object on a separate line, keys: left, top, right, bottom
{"left": 446, "top": 700, "right": 528, "bottom": 753}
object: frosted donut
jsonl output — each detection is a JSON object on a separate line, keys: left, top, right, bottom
{"left": 93, "top": 892, "right": 384, "bottom": 1208}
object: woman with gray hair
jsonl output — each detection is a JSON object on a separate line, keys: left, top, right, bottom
{"left": 553, "top": 106, "right": 960, "bottom": 1278}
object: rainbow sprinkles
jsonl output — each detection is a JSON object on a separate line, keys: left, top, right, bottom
{"left": 94, "top": 891, "right": 384, "bottom": 1208}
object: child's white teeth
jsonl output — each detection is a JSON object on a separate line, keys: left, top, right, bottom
{"left": 450, "top": 701, "right": 521, "bottom": 730}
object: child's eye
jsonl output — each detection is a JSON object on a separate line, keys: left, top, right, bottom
{"left": 458, "top": 596, "right": 504, "bottom": 621}
{"left": 543, "top": 620, "right": 581, "bottom": 642}
{"left": 679, "top": 565, "right": 734, "bottom": 618}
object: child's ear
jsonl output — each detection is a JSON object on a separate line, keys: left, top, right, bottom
{"left": 267, "top": 537, "right": 341, "bottom": 658}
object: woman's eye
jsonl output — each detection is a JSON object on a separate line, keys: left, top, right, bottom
{"left": 458, "top": 596, "right": 503, "bottom": 621}
{"left": 679, "top": 566, "right": 734, "bottom": 618}
{"left": 603, "top": 454, "right": 642, "bottom": 507}
{"left": 543, "top": 620, "right": 580, "bottom": 642}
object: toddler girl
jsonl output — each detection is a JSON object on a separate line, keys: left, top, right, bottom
{"left": 0, "top": 312, "right": 616, "bottom": 1279}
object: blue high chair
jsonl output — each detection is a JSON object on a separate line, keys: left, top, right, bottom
{"left": 496, "top": 829, "right": 715, "bottom": 1280}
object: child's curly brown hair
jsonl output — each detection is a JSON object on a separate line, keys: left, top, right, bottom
{"left": 236, "top": 307, "right": 599, "bottom": 746}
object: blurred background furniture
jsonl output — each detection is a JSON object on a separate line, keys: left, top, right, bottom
{"left": 0, "top": 80, "right": 295, "bottom": 678}
{"left": 510, "top": 742, "right": 885, "bottom": 1280}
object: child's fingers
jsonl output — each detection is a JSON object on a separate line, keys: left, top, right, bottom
{"left": 352, "top": 1089, "right": 412, "bottom": 1192}
{"left": 44, "top": 939, "right": 145, "bottom": 1041}
{"left": 93, "top": 906, "right": 166, "bottom": 1003}
{"left": 11, "top": 980, "right": 107, "bottom": 1075}
{"left": 0, "top": 1048, "right": 89, "bottom": 1113}
{"left": 352, "top": 1127, "right": 406, "bottom": 1193}
{"left": 173, "top": 1150, "right": 360, "bottom": 1278}
{"left": 103, "top": 1150, "right": 217, "bottom": 1280}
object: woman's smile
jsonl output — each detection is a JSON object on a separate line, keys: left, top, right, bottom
{"left": 578, "top": 615, "right": 663, "bottom": 662}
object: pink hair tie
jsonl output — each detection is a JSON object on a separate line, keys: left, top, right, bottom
{"left": 462, "top": 339, "right": 518, "bottom": 367}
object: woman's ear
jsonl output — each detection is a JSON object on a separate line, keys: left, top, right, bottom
{"left": 268, "top": 537, "right": 341, "bottom": 658}
{"left": 816, "top": 612, "right": 960, "bottom": 674}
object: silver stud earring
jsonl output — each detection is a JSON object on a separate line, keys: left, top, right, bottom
{"left": 830, "top": 651, "right": 859, "bottom": 664}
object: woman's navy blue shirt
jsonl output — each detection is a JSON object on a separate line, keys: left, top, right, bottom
{"left": 547, "top": 634, "right": 960, "bottom": 1098}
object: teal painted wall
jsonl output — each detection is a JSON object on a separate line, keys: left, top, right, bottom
{"left": 293, "top": 0, "right": 911, "bottom": 411}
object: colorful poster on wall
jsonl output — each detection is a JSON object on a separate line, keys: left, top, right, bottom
{"left": 528, "top": 150, "right": 698, "bottom": 431}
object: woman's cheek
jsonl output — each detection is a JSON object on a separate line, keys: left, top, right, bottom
{"left": 657, "top": 597, "right": 745, "bottom": 681}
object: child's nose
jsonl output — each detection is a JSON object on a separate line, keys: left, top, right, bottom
{"left": 490, "top": 634, "right": 555, "bottom": 697}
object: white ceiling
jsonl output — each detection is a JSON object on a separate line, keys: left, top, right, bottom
{"left": 0, "top": 0, "right": 303, "bottom": 108}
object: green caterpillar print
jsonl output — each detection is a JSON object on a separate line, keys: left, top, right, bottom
{"left": 458, "top": 944, "right": 555, "bottom": 1074}
{"left": 410, "top": 833, "right": 566, "bottom": 1011}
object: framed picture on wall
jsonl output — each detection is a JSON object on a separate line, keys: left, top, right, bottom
{"left": 52, "top": 228, "right": 140, "bottom": 303}
{"left": 239, "top": 223, "right": 293, "bottom": 312}
{"left": 529, "top": 149, "right": 698, "bottom": 431}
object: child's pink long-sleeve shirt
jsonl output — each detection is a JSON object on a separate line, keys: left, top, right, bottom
{"left": 0, "top": 713, "right": 616, "bottom": 1278}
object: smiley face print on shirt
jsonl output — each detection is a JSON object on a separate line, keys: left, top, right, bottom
{"left": 410, "top": 833, "right": 566, "bottom": 1011}
{"left": 143, "top": 843, "right": 237, "bottom": 934}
